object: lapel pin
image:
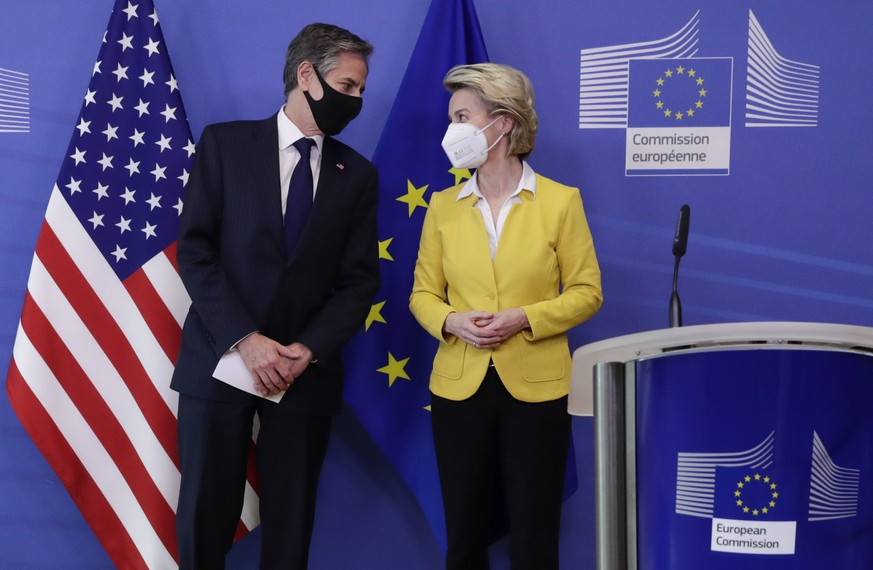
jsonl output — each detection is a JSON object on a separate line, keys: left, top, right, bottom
{"left": 336, "top": 163, "right": 345, "bottom": 170}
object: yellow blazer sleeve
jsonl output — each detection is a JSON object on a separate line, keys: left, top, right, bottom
{"left": 409, "top": 190, "right": 457, "bottom": 344}
{"left": 520, "top": 185, "right": 602, "bottom": 340}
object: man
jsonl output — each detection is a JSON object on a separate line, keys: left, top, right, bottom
{"left": 171, "top": 23, "right": 379, "bottom": 569}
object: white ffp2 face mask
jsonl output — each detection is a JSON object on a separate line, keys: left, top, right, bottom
{"left": 440, "top": 117, "right": 504, "bottom": 169}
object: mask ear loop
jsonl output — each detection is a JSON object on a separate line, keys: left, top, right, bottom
{"left": 479, "top": 116, "right": 506, "bottom": 155}
{"left": 484, "top": 131, "right": 505, "bottom": 154}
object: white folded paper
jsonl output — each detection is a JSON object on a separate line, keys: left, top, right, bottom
{"left": 213, "top": 351, "right": 285, "bottom": 403}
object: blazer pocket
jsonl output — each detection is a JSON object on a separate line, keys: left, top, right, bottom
{"left": 520, "top": 337, "right": 567, "bottom": 382}
{"left": 432, "top": 343, "right": 466, "bottom": 380}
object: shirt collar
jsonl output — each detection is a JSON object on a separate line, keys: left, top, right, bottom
{"left": 456, "top": 160, "right": 537, "bottom": 202}
{"left": 277, "top": 107, "right": 324, "bottom": 154}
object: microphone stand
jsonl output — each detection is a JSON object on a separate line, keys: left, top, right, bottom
{"left": 669, "top": 255, "right": 683, "bottom": 328}
{"left": 669, "top": 204, "right": 690, "bottom": 328}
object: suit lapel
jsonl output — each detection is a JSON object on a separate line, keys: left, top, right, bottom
{"left": 247, "top": 116, "right": 284, "bottom": 247}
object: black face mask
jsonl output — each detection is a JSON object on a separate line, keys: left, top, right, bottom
{"left": 303, "top": 65, "right": 363, "bottom": 136}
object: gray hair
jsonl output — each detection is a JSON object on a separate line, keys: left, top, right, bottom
{"left": 282, "top": 23, "right": 373, "bottom": 98}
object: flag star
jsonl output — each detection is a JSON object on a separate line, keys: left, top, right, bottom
{"left": 377, "top": 352, "right": 410, "bottom": 387}
{"left": 76, "top": 118, "right": 92, "bottom": 136}
{"left": 93, "top": 60, "right": 102, "bottom": 76}
{"left": 102, "top": 31, "right": 107, "bottom": 44}
{"left": 174, "top": 197, "right": 184, "bottom": 215}
{"left": 144, "top": 38, "right": 161, "bottom": 57}
{"left": 88, "top": 212, "right": 105, "bottom": 229}
{"left": 97, "top": 153, "right": 114, "bottom": 171}
{"left": 84, "top": 89, "right": 97, "bottom": 106}
{"left": 449, "top": 167, "right": 472, "bottom": 186}
{"left": 107, "top": 93, "right": 124, "bottom": 111}
{"left": 124, "top": 158, "right": 141, "bottom": 176}
{"left": 160, "top": 103, "right": 177, "bottom": 122}
{"left": 183, "top": 138, "right": 196, "bottom": 157}
{"left": 65, "top": 177, "right": 82, "bottom": 195}
{"left": 149, "top": 10, "right": 159, "bottom": 25}
{"left": 123, "top": 1, "right": 139, "bottom": 20}
{"left": 93, "top": 182, "right": 110, "bottom": 200}
{"left": 141, "top": 222, "right": 157, "bottom": 239}
{"left": 115, "top": 216, "right": 131, "bottom": 233}
{"left": 70, "top": 147, "right": 87, "bottom": 166}
{"left": 139, "top": 68, "right": 155, "bottom": 87}
{"left": 378, "top": 237, "right": 394, "bottom": 261}
{"left": 397, "top": 180, "right": 429, "bottom": 217}
{"left": 120, "top": 187, "right": 136, "bottom": 204}
{"left": 111, "top": 244, "right": 127, "bottom": 262}
{"left": 146, "top": 193, "right": 162, "bottom": 210}
{"left": 166, "top": 74, "right": 179, "bottom": 93}
{"left": 134, "top": 98, "right": 150, "bottom": 117}
{"left": 155, "top": 134, "right": 172, "bottom": 152}
{"left": 178, "top": 169, "right": 189, "bottom": 186}
{"left": 102, "top": 123, "right": 119, "bottom": 141}
{"left": 130, "top": 129, "right": 146, "bottom": 146}
{"left": 365, "top": 301, "right": 387, "bottom": 331}
{"left": 151, "top": 163, "right": 167, "bottom": 181}
{"left": 112, "top": 63, "right": 129, "bottom": 82}
{"left": 117, "top": 32, "right": 134, "bottom": 51}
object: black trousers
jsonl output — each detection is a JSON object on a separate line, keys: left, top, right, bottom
{"left": 176, "top": 394, "right": 332, "bottom": 570}
{"left": 431, "top": 367, "right": 571, "bottom": 570}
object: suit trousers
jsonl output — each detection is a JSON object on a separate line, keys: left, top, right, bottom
{"left": 176, "top": 393, "right": 332, "bottom": 570}
{"left": 431, "top": 366, "right": 571, "bottom": 570}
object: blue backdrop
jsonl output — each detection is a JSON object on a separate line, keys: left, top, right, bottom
{"left": 1, "top": 1, "right": 871, "bottom": 568}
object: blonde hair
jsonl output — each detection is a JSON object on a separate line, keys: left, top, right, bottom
{"left": 443, "top": 63, "right": 538, "bottom": 159}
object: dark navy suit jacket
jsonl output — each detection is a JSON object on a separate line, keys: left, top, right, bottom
{"left": 171, "top": 115, "right": 380, "bottom": 415}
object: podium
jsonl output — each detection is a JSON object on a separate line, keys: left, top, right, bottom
{"left": 569, "top": 322, "right": 873, "bottom": 570}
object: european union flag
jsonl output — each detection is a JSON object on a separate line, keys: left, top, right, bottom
{"left": 342, "top": 0, "right": 489, "bottom": 551}
{"left": 628, "top": 57, "right": 733, "bottom": 128}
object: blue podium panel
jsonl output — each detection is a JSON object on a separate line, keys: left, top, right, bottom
{"left": 634, "top": 349, "right": 873, "bottom": 570}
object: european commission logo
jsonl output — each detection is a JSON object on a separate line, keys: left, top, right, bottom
{"left": 0, "top": 68, "right": 30, "bottom": 133}
{"left": 675, "top": 430, "right": 862, "bottom": 556}
{"left": 578, "top": 9, "right": 820, "bottom": 176}
{"left": 626, "top": 57, "right": 732, "bottom": 176}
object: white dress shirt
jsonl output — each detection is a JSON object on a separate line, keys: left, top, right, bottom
{"left": 277, "top": 107, "right": 324, "bottom": 216}
{"left": 456, "top": 161, "right": 538, "bottom": 260}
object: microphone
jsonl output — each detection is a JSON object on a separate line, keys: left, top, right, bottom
{"left": 669, "top": 204, "right": 690, "bottom": 328}
{"left": 672, "top": 204, "right": 690, "bottom": 257}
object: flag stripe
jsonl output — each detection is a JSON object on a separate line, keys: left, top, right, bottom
{"left": 45, "top": 188, "right": 180, "bottom": 414}
{"left": 9, "top": 332, "right": 176, "bottom": 569}
{"left": 21, "top": 253, "right": 180, "bottom": 504}
{"left": 6, "top": 361, "right": 151, "bottom": 570}
{"left": 18, "top": 292, "right": 178, "bottom": 558}
{"left": 142, "top": 246, "right": 190, "bottom": 328}
{"left": 36, "top": 210, "right": 180, "bottom": 466}
{"left": 125, "top": 262, "right": 184, "bottom": 363}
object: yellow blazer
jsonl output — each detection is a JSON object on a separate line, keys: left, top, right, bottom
{"left": 409, "top": 174, "right": 602, "bottom": 403}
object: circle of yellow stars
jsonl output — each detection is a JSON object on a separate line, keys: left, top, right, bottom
{"left": 652, "top": 65, "right": 707, "bottom": 121}
{"left": 734, "top": 473, "right": 779, "bottom": 516}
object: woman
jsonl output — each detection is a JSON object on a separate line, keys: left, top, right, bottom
{"left": 409, "top": 63, "right": 603, "bottom": 569}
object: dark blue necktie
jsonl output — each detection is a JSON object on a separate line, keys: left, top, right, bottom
{"left": 284, "top": 137, "right": 315, "bottom": 255}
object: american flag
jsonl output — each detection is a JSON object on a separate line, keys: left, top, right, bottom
{"left": 5, "top": 1, "right": 257, "bottom": 567}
